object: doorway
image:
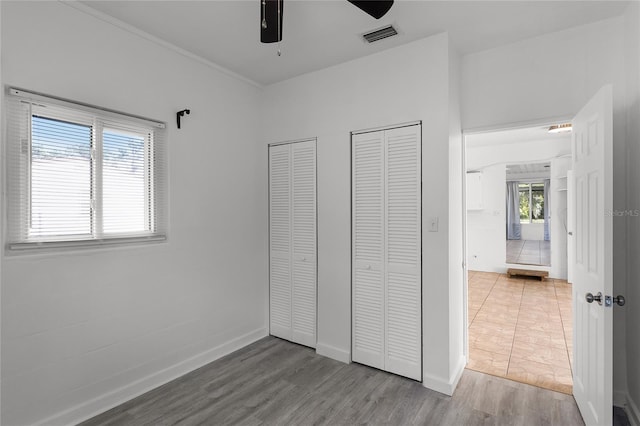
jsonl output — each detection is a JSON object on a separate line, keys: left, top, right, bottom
{"left": 506, "top": 164, "right": 551, "bottom": 267}
{"left": 463, "top": 123, "right": 574, "bottom": 394}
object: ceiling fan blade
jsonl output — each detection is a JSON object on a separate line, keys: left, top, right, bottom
{"left": 347, "top": 0, "right": 394, "bottom": 19}
{"left": 260, "top": 0, "right": 283, "bottom": 43}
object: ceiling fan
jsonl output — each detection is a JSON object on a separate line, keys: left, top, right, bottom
{"left": 260, "top": 0, "right": 394, "bottom": 44}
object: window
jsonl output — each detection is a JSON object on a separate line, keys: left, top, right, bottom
{"left": 5, "top": 88, "right": 167, "bottom": 250}
{"left": 518, "top": 182, "right": 545, "bottom": 224}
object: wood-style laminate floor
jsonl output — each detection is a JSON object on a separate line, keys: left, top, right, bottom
{"left": 81, "top": 336, "right": 584, "bottom": 426}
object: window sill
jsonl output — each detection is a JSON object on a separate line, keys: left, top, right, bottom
{"left": 6, "top": 234, "right": 166, "bottom": 253}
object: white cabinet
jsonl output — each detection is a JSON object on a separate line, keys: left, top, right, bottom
{"left": 269, "top": 139, "right": 317, "bottom": 348}
{"left": 351, "top": 124, "right": 422, "bottom": 381}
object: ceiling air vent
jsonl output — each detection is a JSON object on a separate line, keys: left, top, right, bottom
{"left": 362, "top": 25, "right": 398, "bottom": 43}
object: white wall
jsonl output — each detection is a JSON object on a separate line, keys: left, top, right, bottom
{"left": 1, "top": 2, "right": 267, "bottom": 425}
{"left": 624, "top": 2, "right": 640, "bottom": 423}
{"left": 462, "top": 15, "right": 629, "bottom": 407}
{"left": 447, "top": 46, "right": 465, "bottom": 388}
{"left": 520, "top": 223, "right": 544, "bottom": 241}
{"left": 466, "top": 140, "right": 571, "bottom": 171}
{"left": 0, "top": 3, "right": 3, "bottom": 422}
{"left": 261, "top": 33, "right": 464, "bottom": 394}
{"left": 466, "top": 165, "right": 505, "bottom": 272}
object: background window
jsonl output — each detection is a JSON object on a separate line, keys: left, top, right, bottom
{"left": 518, "top": 183, "right": 530, "bottom": 223}
{"left": 530, "top": 183, "right": 545, "bottom": 223}
{"left": 5, "top": 88, "right": 167, "bottom": 250}
{"left": 518, "top": 182, "right": 545, "bottom": 224}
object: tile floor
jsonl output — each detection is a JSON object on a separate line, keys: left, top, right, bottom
{"left": 507, "top": 239, "right": 551, "bottom": 266}
{"left": 467, "top": 270, "right": 573, "bottom": 394}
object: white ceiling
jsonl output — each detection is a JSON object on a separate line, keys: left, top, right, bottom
{"left": 78, "top": 0, "right": 629, "bottom": 86}
{"left": 466, "top": 125, "right": 572, "bottom": 148}
{"left": 506, "top": 162, "right": 551, "bottom": 178}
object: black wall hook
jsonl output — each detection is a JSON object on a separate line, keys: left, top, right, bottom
{"left": 177, "top": 109, "right": 190, "bottom": 129}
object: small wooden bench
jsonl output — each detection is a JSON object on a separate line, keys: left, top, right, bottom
{"left": 507, "top": 268, "right": 549, "bottom": 281}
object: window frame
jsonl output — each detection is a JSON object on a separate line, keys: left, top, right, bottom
{"left": 5, "top": 88, "right": 167, "bottom": 252}
{"left": 518, "top": 182, "right": 545, "bottom": 224}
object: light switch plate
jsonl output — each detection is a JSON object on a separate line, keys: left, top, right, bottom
{"left": 427, "top": 216, "right": 438, "bottom": 232}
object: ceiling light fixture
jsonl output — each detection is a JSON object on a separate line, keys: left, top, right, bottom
{"left": 548, "top": 123, "right": 572, "bottom": 134}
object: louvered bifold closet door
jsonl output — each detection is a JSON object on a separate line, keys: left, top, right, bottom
{"left": 384, "top": 125, "right": 422, "bottom": 381}
{"left": 352, "top": 131, "right": 386, "bottom": 370}
{"left": 269, "top": 144, "right": 292, "bottom": 339}
{"left": 291, "top": 141, "right": 317, "bottom": 347}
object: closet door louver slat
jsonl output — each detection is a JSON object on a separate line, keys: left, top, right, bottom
{"left": 291, "top": 141, "right": 317, "bottom": 347}
{"left": 352, "top": 131, "right": 385, "bottom": 370}
{"left": 269, "top": 140, "right": 317, "bottom": 348}
{"left": 384, "top": 126, "right": 422, "bottom": 381}
{"left": 352, "top": 124, "right": 421, "bottom": 381}
{"left": 269, "top": 144, "right": 292, "bottom": 339}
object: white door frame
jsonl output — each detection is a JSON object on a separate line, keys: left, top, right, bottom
{"left": 461, "top": 115, "right": 573, "bottom": 362}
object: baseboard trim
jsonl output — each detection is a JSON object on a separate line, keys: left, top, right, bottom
{"left": 422, "top": 355, "right": 466, "bottom": 396}
{"left": 450, "top": 355, "right": 467, "bottom": 393}
{"left": 316, "top": 341, "right": 350, "bottom": 364}
{"left": 627, "top": 392, "right": 640, "bottom": 426}
{"left": 37, "top": 327, "right": 268, "bottom": 426}
{"left": 614, "top": 389, "right": 628, "bottom": 408}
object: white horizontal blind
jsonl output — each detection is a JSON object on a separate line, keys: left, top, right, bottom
{"left": 5, "top": 89, "right": 167, "bottom": 250}
{"left": 102, "top": 124, "right": 150, "bottom": 235}
{"left": 30, "top": 114, "right": 93, "bottom": 238}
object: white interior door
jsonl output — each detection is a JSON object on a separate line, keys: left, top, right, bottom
{"left": 571, "top": 85, "right": 613, "bottom": 426}
{"left": 352, "top": 124, "right": 422, "bottom": 381}
{"left": 291, "top": 140, "right": 317, "bottom": 347}
{"left": 269, "top": 140, "right": 317, "bottom": 347}
{"left": 269, "top": 144, "right": 292, "bottom": 340}
{"left": 352, "top": 130, "right": 386, "bottom": 370}
{"left": 567, "top": 170, "right": 575, "bottom": 284}
{"left": 384, "top": 126, "right": 422, "bottom": 381}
